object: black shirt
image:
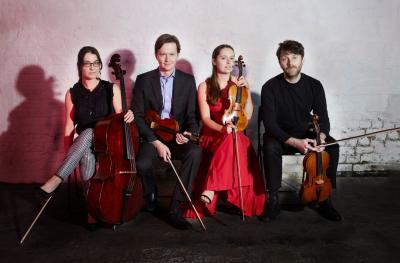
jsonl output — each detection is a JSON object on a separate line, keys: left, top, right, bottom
{"left": 261, "top": 73, "right": 330, "bottom": 142}
{"left": 70, "top": 80, "right": 114, "bottom": 134}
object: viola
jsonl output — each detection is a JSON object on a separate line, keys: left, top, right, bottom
{"left": 144, "top": 109, "right": 199, "bottom": 143}
{"left": 300, "top": 114, "right": 332, "bottom": 204}
{"left": 222, "top": 55, "right": 249, "bottom": 131}
{"left": 87, "top": 54, "right": 144, "bottom": 226}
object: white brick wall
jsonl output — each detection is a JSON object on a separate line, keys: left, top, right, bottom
{"left": 1, "top": 0, "right": 399, "bottom": 183}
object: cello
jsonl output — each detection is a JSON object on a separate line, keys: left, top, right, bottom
{"left": 87, "top": 54, "right": 144, "bottom": 226}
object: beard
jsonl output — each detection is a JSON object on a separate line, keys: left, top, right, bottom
{"left": 283, "top": 66, "right": 302, "bottom": 78}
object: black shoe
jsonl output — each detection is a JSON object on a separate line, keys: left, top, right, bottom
{"left": 317, "top": 199, "right": 342, "bottom": 221}
{"left": 144, "top": 192, "right": 158, "bottom": 213}
{"left": 168, "top": 212, "right": 192, "bottom": 230}
{"left": 36, "top": 186, "right": 58, "bottom": 201}
{"left": 168, "top": 200, "right": 191, "bottom": 230}
{"left": 259, "top": 191, "right": 280, "bottom": 222}
{"left": 85, "top": 222, "right": 99, "bottom": 232}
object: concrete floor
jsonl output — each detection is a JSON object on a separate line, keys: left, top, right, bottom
{"left": 1, "top": 175, "right": 400, "bottom": 263}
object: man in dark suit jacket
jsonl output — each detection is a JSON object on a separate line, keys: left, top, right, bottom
{"left": 132, "top": 34, "right": 201, "bottom": 229}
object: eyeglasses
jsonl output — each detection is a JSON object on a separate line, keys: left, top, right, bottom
{"left": 83, "top": 61, "right": 101, "bottom": 68}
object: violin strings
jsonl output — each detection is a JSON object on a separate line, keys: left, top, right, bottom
{"left": 124, "top": 121, "right": 136, "bottom": 191}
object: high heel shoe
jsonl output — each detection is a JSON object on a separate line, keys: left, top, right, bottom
{"left": 37, "top": 175, "right": 63, "bottom": 201}
{"left": 200, "top": 190, "right": 214, "bottom": 204}
{"left": 86, "top": 214, "right": 100, "bottom": 231}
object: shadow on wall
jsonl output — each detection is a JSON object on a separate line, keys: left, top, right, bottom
{"left": 248, "top": 92, "right": 262, "bottom": 146}
{"left": 176, "top": 59, "right": 194, "bottom": 76}
{"left": 106, "top": 49, "right": 136, "bottom": 108}
{"left": 0, "top": 65, "right": 64, "bottom": 183}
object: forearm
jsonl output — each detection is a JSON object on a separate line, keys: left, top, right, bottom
{"left": 135, "top": 116, "right": 157, "bottom": 142}
{"left": 261, "top": 85, "right": 290, "bottom": 142}
{"left": 261, "top": 106, "right": 291, "bottom": 142}
{"left": 132, "top": 77, "right": 157, "bottom": 142}
{"left": 244, "top": 91, "right": 253, "bottom": 121}
{"left": 203, "top": 117, "right": 225, "bottom": 133}
{"left": 284, "top": 137, "right": 298, "bottom": 147}
{"left": 314, "top": 83, "right": 330, "bottom": 135}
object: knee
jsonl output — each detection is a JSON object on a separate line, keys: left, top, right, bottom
{"left": 136, "top": 157, "right": 154, "bottom": 174}
{"left": 80, "top": 151, "right": 95, "bottom": 180}
{"left": 327, "top": 144, "right": 339, "bottom": 157}
{"left": 81, "top": 150, "right": 95, "bottom": 165}
{"left": 189, "top": 146, "right": 202, "bottom": 158}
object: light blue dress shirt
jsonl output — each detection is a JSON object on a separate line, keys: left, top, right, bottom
{"left": 159, "top": 69, "right": 175, "bottom": 119}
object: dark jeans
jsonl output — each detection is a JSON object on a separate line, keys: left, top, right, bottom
{"left": 262, "top": 134, "right": 339, "bottom": 192}
{"left": 136, "top": 140, "right": 201, "bottom": 202}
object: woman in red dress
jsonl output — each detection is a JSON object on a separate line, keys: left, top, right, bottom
{"left": 185, "top": 44, "right": 265, "bottom": 218}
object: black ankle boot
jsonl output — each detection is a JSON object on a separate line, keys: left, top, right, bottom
{"left": 317, "top": 199, "right": 342, "bottom": 221}
{"left": 36, "top": 185, "right": 60, "bottom": 202}
{"left": 144, "top": 192, "right": 158, "bottom": 213}
{"left": 168, "top": 200, "right": 191, "bottom": 230}
{"left": 259, "top": 191, "right": 280, "bottom": 222}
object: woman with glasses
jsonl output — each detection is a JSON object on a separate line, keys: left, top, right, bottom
{"left": 38, "top": 46, "right": 134, "bottom": 225}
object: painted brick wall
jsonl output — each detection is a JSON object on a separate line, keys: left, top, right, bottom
{"left": 0, "top": 0, "right": 399, "bottom": 183}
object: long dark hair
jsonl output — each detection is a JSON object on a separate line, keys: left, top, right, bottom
{"left": 207, "top": 44, "right": 234, "bottom": 105}
{"left": 77, "top": 46, "right": 103, "bottom": 80}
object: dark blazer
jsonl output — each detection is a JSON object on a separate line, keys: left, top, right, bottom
{"left": 132, "top": 68, "right": 199, "bottom": 142}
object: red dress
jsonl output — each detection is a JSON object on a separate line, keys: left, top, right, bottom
{"left": 184, "top": 83, "right": 265, "bottom": 218}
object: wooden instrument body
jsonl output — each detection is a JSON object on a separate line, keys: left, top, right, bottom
{"left": 300, "top": 150, "right": 332, "bottom": 204}
{"left": 299, "top": 114, "right": 332, "bottom": 204}
{"left": 222, "top": 83, "right": 249, "bottom": 131}
{"left": 87, "top": 113, "right": 144, "bottom": 225}
{"left": 221, "top": 55, "right": 249, "bottom": 131}
{"left": 144, "top": 109, "right": 198, "bottom": 143}
{"left": 87, "top": 54, "right": 144, "bottom": 226}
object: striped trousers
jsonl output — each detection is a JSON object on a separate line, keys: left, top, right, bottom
{"left": 55, "top": 128, "right": 96, "bottom": 181}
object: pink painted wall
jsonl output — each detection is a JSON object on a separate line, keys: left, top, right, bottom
{"left": 1, "top": 0, "right": 399, "bottom": 183}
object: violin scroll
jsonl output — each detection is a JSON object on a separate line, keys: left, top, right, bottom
{"left": 108, "top": 54, "right": 126, "bottom": 80}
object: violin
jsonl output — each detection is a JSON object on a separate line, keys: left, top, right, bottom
{"left": 144, "top": 109, "right": 199, "bottom": 143}
{"left": 300, "top": 114, "right": 332, "bottom": 204}
{"left": 222, "top": 55, "right": 249, "bottom": 131}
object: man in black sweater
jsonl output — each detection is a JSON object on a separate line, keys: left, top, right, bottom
{"left": 260, "top": 40, "right": 341, "bottom": 221}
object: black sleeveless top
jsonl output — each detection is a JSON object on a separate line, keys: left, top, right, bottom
{"left": 70, "top": 80, "right": 114, "bottom": 134}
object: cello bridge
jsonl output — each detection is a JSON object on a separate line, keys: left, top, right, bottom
{"left": 316, "top": 179, "right": 324, "bottom": 185}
